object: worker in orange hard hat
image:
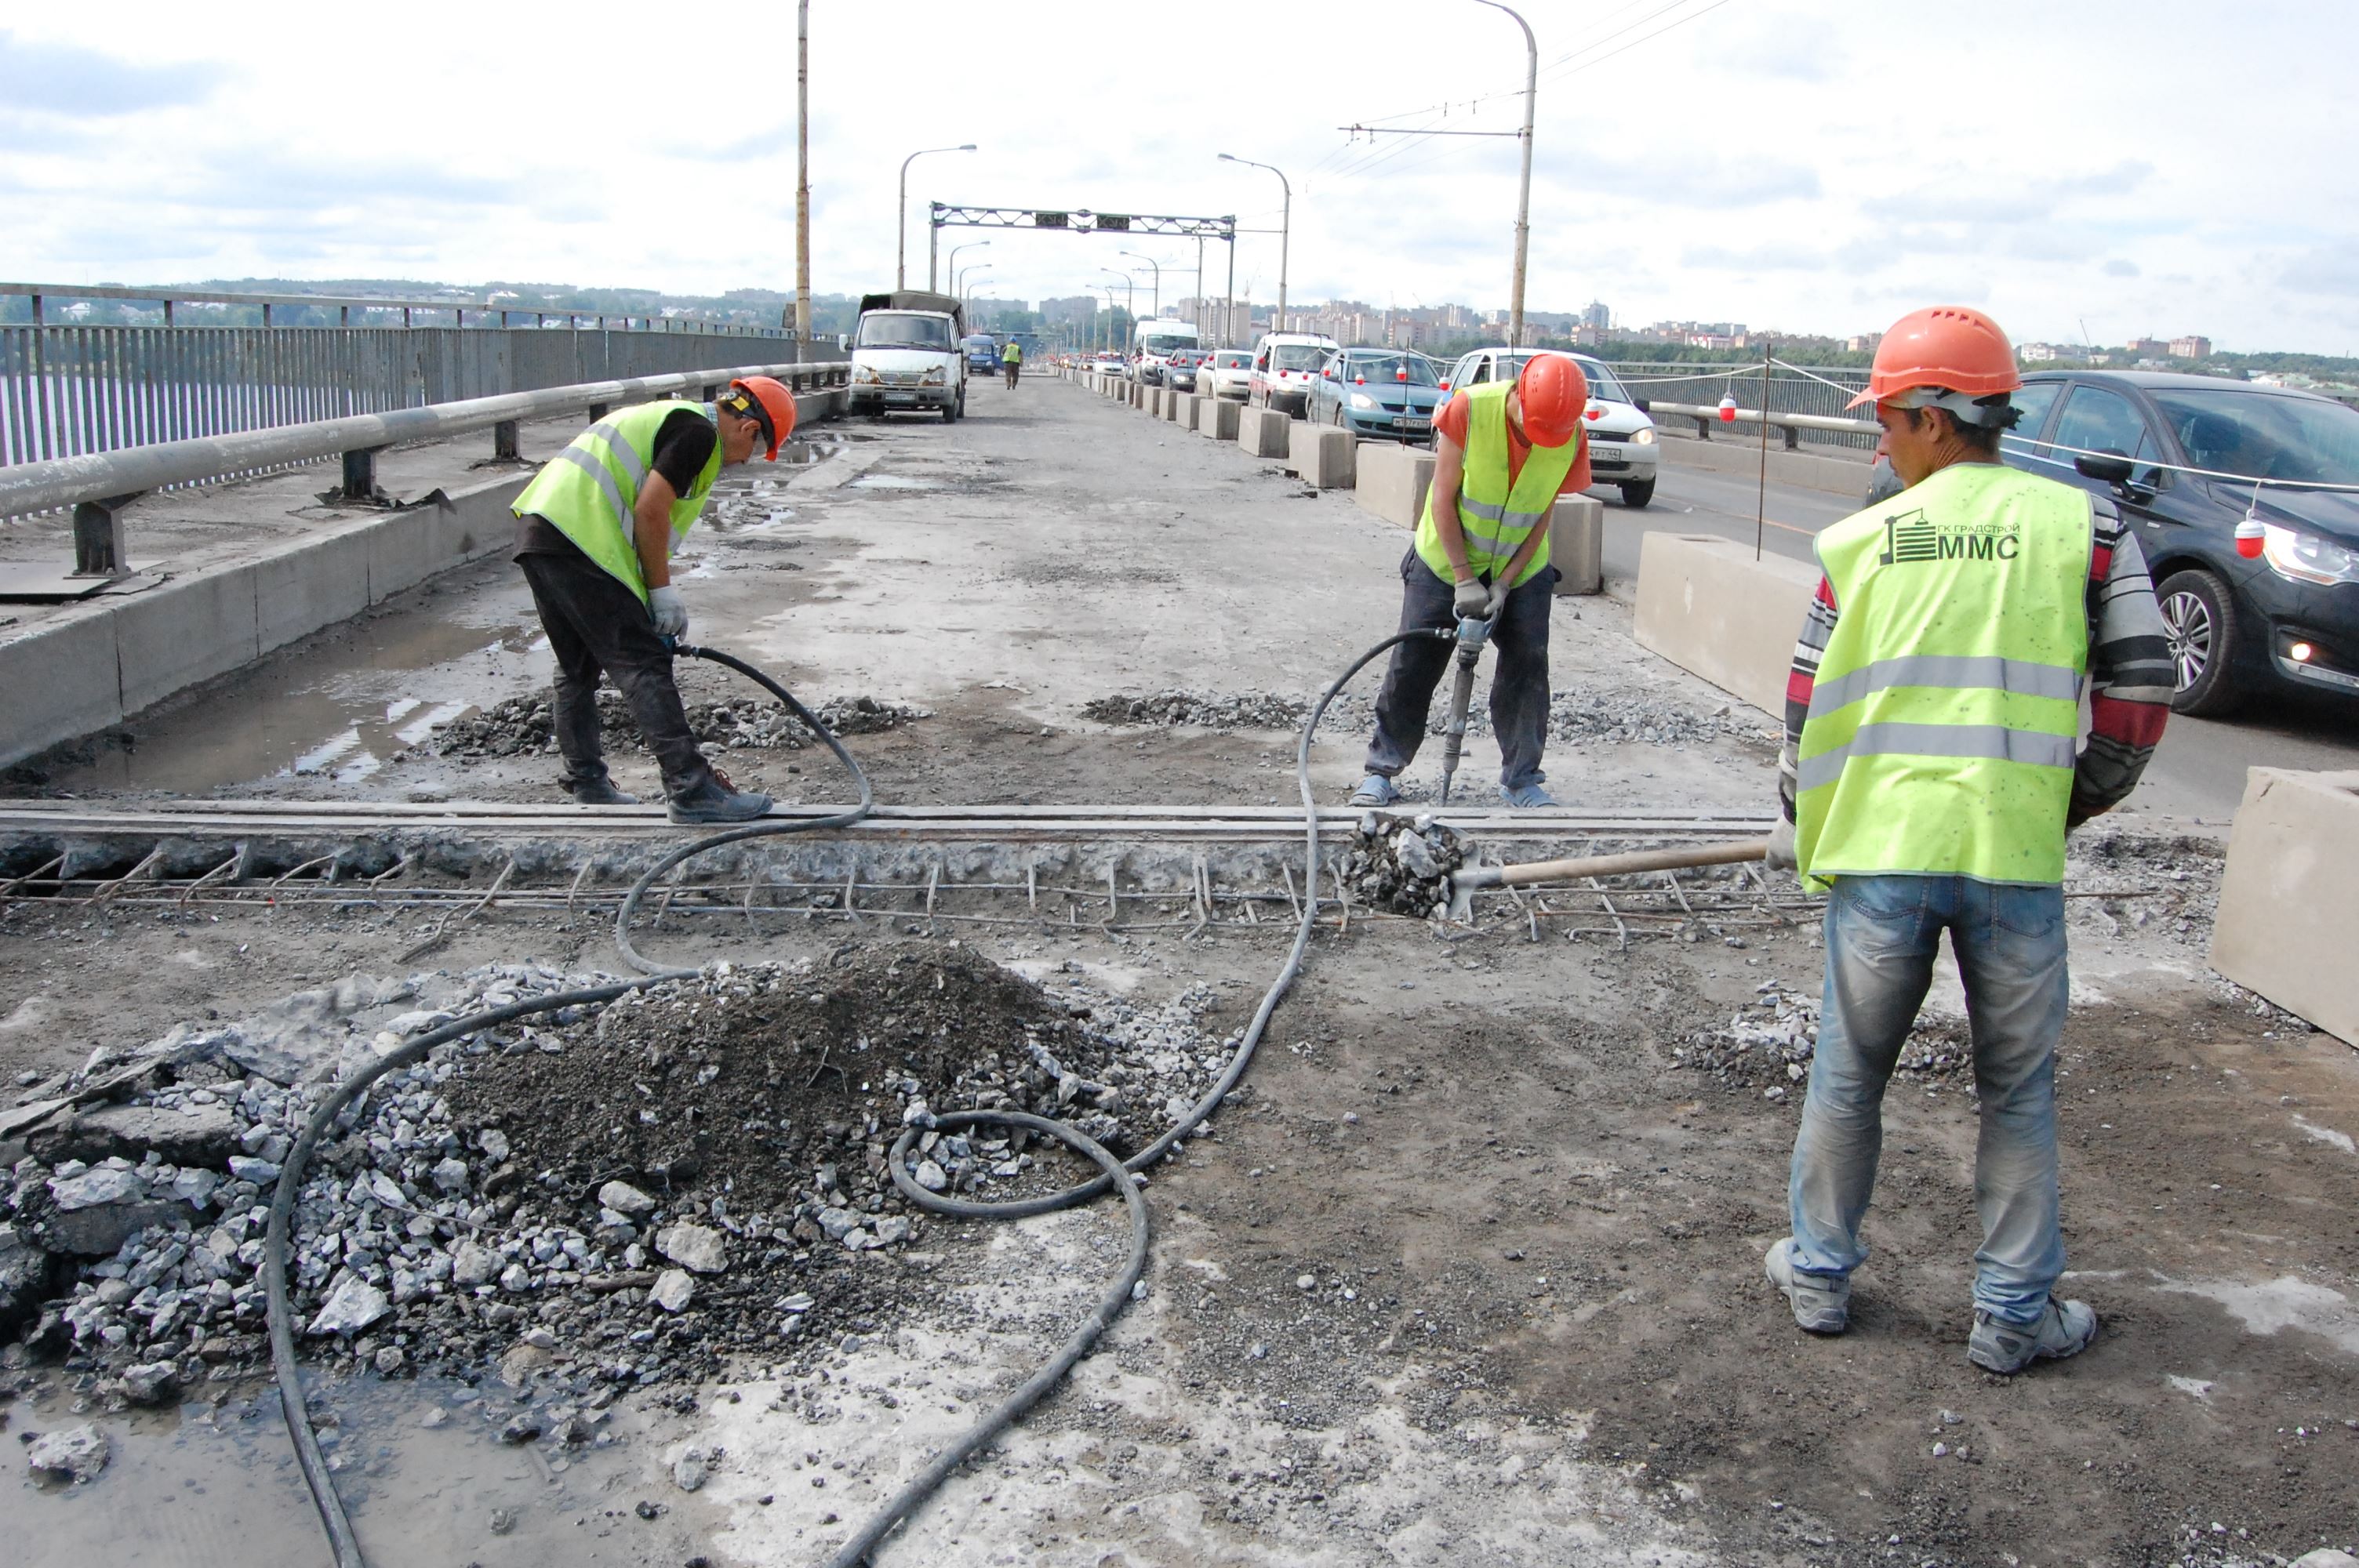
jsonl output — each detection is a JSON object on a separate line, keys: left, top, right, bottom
{"left": 509, "top": 376, "right": 800, "bottom": 823}
{"left": 1351, "top": 351, "right": 1594, "bottom": 810}
{"left": 1760, "top": 305, "right": 2173, "bottom": 1373}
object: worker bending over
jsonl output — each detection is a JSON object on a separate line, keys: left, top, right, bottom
{"left": 1762, "top": 307, "right": 2173, "bottom": 1374}
{"left": 1001, "top": 337, "right": 1022, "bottom": 388}
{"left": 509, "top": 377, "right": 800, "bottom": 824}
{"left": 1350, "top": 354, "right": 1590, "bottom": 810}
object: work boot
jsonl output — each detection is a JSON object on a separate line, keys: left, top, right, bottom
{"left": 562, "top": 772, "right": 638, "bottom": 807}
{"left": 667, "top": 768, "right": 772, "bottom": 826}
{"left": 1765, "top": 1237, "right": 1849, "bottom": 1334}
{"left": 1348, "top": 773, "right": 1401, "bottom": 808}
{"left": 1968, "top": 1298, "right": 2097, "bottom": 1374}
{"left": 1502, "top": 782, "right": 1558, "bottom": 809}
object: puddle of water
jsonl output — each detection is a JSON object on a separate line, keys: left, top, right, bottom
{"left": 29, "top": 569, "right": 543, "bottom": 793}
{"left": 2150, "top": 1273, "right": 2359, "bottom": 1356}
{"left": 0, "top": 1375, "right": 718, "bottom": 1568}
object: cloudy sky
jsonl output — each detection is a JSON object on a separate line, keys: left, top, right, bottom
{"left": 5, "top": 1, "right": 2354, "bottom": 353}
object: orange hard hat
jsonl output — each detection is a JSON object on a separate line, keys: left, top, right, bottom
{"left": 1516, "top": 353, "right": 1589, "bottom": 447}
{"left": 725, "top": 375, "right": 799, "bottom": 459}
{"left": 1846, "top": 306, "right": 2021, "bottom": 412}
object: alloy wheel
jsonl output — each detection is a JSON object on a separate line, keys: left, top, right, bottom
{"left": 2160, "top": 588, "right": 2212, "bottom": 691}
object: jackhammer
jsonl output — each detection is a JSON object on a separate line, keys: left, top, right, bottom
{"left": 1434, "top": 601, "right": 1497, "bottom": 804}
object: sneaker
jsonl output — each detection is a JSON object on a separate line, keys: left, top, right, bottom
{"left": 666, "top": 768, "right": 772, "bottom": 825}
{"left": 1765, "top": 1237, "right": 1850, "bottom": 1334}
{"left": 1501, "top": 782, "right": 1558, "bottom": 809}
{"left": 1968, "top": 1298, "right": 2097, "bottom": 1374}
{"left": 562, "top": 774, "right": 638, "bottom": 807}
{"left": 1348, "top": 773, "right": 1401, "bottom": 808}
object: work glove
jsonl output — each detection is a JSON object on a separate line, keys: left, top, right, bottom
{"left": 1452, "top": 577, "right": 1490, "bottom": 620}
{"left": 648, "top": 585, "right": 689, "bottom": 641}
{"left": 1765, "top": 814, "right": 1797, "bottom": 872}
{"left": 1483, "top": 578, "right": 1513, "bottom": 620}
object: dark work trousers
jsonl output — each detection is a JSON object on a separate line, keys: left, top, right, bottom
{"left": 1363, "top": 550, "right": 1557, "bottom": 791}
{"left": 514, "top": 531, "right": 714, "bottom": 800}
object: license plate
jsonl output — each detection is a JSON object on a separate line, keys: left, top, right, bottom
{"left": 1592, "top": 445, "right": 1621, "bottom": 458}
{"left": 884, "top": 391, "right": 918, "bottom": 402}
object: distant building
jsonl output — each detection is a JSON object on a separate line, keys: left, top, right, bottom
{"left": 1844, "top": 334, "right": 1877, "bottom": 353}
{"left": 2125, "top": 337, "right": 2168, "bottom": 357}
{"left": 2020, "top": 342, "right": 2068, "bottom": 363}
{"left": 2169, "top": 335, "right": 2212, "bottom": 359}
{"left": 1583, "top": 300, "right": 1611, "bottom": 331}
{"left": 1040, "top": 295, "right": 1098, "bottom": 328}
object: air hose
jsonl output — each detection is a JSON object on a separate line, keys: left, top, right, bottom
{"left": 260, "top": 628, "right": 1452, "bottom": 1568}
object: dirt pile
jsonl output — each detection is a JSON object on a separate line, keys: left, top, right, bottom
{"left": 1337, "top": 811, "right": 1468, "bottom": 916}
{"left": 2068, "top": 826, "right": 2223, "bottom": 950}
{"left": 1082, "top": 690, "right": 1309, "bottom": 731}
{"left": 431, "top": 692, "right": 930, "bottom": 760}
{"left": 1081, "top": 687, "right": 1775, "bottom": 750}
{"left": 0, "top": 946, "right": 1230, "bottom": 1407}
{"left": 1672, "top": 978, "right": 1974, "bottom": 1100}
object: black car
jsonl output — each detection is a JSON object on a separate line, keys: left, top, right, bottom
{"left": 1866, "top": 372, "right": 2359, "bottom": 717}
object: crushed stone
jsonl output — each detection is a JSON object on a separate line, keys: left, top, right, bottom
{"left": 431, "top": 692, "right": 931, "bottom": 760}
{"left": 1082, "top": 687, "right": 1775, "bottom": 749}
{"left": 1672, "top": 978, "right": 1974, "bottom": 1102}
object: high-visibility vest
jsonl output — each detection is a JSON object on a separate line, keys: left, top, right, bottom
{"left": 509, "top": 401, "right": 724, "bottom": 604}
{"left": 1796, "top": 462, "right": 2093, "bottom": 891}
{"left": 1414, "top": 380, "right": 1577, "bottom": 588}
{"left": 1001, "top": 341, "right": 1022, "bottom": 363}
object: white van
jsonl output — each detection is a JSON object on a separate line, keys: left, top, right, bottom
{"left": 1135, "top": 319, "right": 1202, "bottom": 387}
{"left": 849, "top": 290, "right": 967, "bottom": 421}
{"left": 1249, "top": 332, "right": 1341, "bottom": 417}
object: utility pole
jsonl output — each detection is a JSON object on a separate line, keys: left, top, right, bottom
{"left": 794, "top": 0, "right": 811, "bottom": 350}
{"left": 1474, "top": 1, "right": 1537, "bottom": 348}
{"left": 1219, "top": 154, "right": 1289, "bottom": 335}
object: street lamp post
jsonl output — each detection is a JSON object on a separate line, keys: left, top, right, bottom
{"left": 1120, "top": 251, "right": 1161, "bottom": 320}
{"left": 897, "top": 143, "right": 975, "bottom": 291}
{"left": 1218, "top": 153, "right": 1289, "bottom": 334}
{"left": 1096, "top": 285, "right": 1120, "bottom": 355}
{"left": 1473, "top": 1, "right": 1536, "bottom": 348}
{"left": 948, "top": 240, "right": 990, "bottom": 295}
{"left": 958, "top": 263, "right": 993, "bottom": 307}
{"left": 1099, "top": 268, "right": 1136, "bottom": 354}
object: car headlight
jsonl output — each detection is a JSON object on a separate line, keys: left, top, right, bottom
{"left": 1349, "top": 392, "right": 1376, "bottom": 410}
{"left": 2261, "top": 522, "right": 2359, "bottom": 586}
{"left": 920, "top": 368, "right": 946, "bottom": 386}
{"left": 1630, "top": 426, "right": 1656, "bottom": 445}
{"left": 852, "top": 365, "right": 881, "bottom": 385}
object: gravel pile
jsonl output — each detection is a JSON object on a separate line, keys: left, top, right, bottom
{"left": 2068, "top": 829, "right": 2224, "bottom": 951}
{"left": 1672, "top": 979, "right": 1972, "bottom": 1102}
{"left": 431, "top": 693, "right": 930, "bottom": 760}
{"left": 1336, "top": 811, "right": 1467, "bottom": 917}
{"left": 1081, "top": 691, "right": 1309, "bottom": 731}
{"left": 0, "top": 946, "right": 1230, "bottom": 1412}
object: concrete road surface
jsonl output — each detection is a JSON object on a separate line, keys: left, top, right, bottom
{"left": 1594, "top": 458, "right": 2359, "bottom": 825}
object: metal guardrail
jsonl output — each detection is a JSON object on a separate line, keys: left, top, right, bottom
{"left": 1642, "top": 399, "right": 1881, "bottom": 450}
{"left": 0, "top": 280, "right": 792, "bottom": 336}
{"left": 1, "top": 325, "right": 848, "bottom": 470}
{"left": 1600, "top": 361, "right": 1878, "bottom": 452}
{"left": 0, "top": 360, "right": 849, "bottom": 578}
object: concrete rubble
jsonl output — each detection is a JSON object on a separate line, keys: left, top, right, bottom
{"left": 0, "top": 946, "right": 1231, "bottom": 1418}
{"left": 431, "top": 691, "right": 932, "bottom": 760}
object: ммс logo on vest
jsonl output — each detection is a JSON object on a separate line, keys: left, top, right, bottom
{"left": 1878, "top": 508, "right": 2021, "bottom": 566}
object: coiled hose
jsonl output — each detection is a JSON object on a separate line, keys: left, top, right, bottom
{"left": 260, "top": 629, "right": 1451, "bottom": 1568}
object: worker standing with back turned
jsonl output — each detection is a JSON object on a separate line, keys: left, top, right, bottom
{"left": 1001, "top": 336, "right": 1022, "bottom": 388}
{"left": 1761, "top": 306, "right": 2174, "bottom": 1374}
{"left": 508, "top": 377, "right": 799, "bottom": 824}
{"left": 1350, "top": 354, "right": 1590, "bottom": 810}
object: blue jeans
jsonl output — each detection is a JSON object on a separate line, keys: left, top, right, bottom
{"left": 1787, "top": 874, "right": 2070, "bottom": 1327}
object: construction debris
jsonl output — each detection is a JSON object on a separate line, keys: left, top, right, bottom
{"left": 1337, "top": 812, "right": 1468, "bottom": 917}
{"left": 1672, "top": 978, "right": 1974, "bottom": 1100}
{"left": 430, "top": 692, "right": 931, "bottom": 760}
{"left": 0, "top": 945, "right": 1230, "bottom": 1408}
{"left": 1081, "top": 687, "right": 1775, "bottom": 749}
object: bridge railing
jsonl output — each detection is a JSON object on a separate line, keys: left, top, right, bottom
{"left": 1600, "top": 361, "right": 1878, "bottom": 452}
{"left": 0, "top": 324, "right": 847, "bottom": 471}
{"left": 0, "top": 359, "right": 850, "bottom": 578}
{"left": 0, "top": 280, "right": 793, "bottom": 334}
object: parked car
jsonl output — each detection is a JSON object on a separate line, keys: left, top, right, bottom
{"left": 849, "top": 290, "right": 965, "bottom": 422}
{"left": 1166, "top": 348, "right": 1209, "bottom": 393}
{"left": 1202, "top": 348, "right": 1254, "bottom": 401}
{"left": 1249, "top": 332, "right": 1341, "bottom": 416}
{"left": 1976, "top": 370, "right": 2359, "bottom": 716}
{"left": 1306, "top": 349, "right": 1444, "bottom": 441}
{"left": 1438, "top": 347, "right": 1660, "bottom": 506}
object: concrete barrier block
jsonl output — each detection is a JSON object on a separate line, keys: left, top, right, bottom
{"left": 1129, "top": 382, "right": 1146, "bottom": 409}
{"left": 257, "top": 521, "right": 372, "bottom": 654}
{"left": 1354, "top": 443, "right": 1437, "bottom": 528}
{"left": 1165, "top": 391, "right": 1186, "bottom": 423}
{"left": 1550, "top": 495, "right": 1605, "bottom": 595}
{"left": 2210, "top": 768, "right": 2359, "bottom": 1045}
{"left": 1196, "top": 398, "right": 1240, "bottom": 440}
{"left": 1238, "top": 407, "right": 1292, "bottom": 459}
{"left": 0, "top": 609, "right": 124, "bottom": 770}
{"left": 114, "top": 563, "right": 261, "bottom": 715}
{"left": 1176, "top": 394, "right": 1200, "bottom": 426}
{"left": 1630, "top": 532, "right": 1819, "bottom": 716}
{"left": 1654, "top": 433, "right": 1877, "bottom": 500}
{"left": 1289, "top": 426, "right": 1356, "bottom": 488}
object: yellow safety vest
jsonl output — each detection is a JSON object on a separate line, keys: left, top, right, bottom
{"left": 1001, "top": 341, "right": 1022, "bottom": 363}
{"left": 1796, "top": 463, "right": 2093, "bottom": 891}
{"left": 509, "top": 400, "right": 724, "bottom": 604}
{"left": 1414, "top": 380, "right": 1576, "bottom": 588}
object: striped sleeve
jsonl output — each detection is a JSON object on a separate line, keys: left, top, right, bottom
{"left": 2072, "top": 498, "right": 2172, "bottom": 822}
{"left": 1776, "top": 575, "right": 1840, "bottom": 823}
